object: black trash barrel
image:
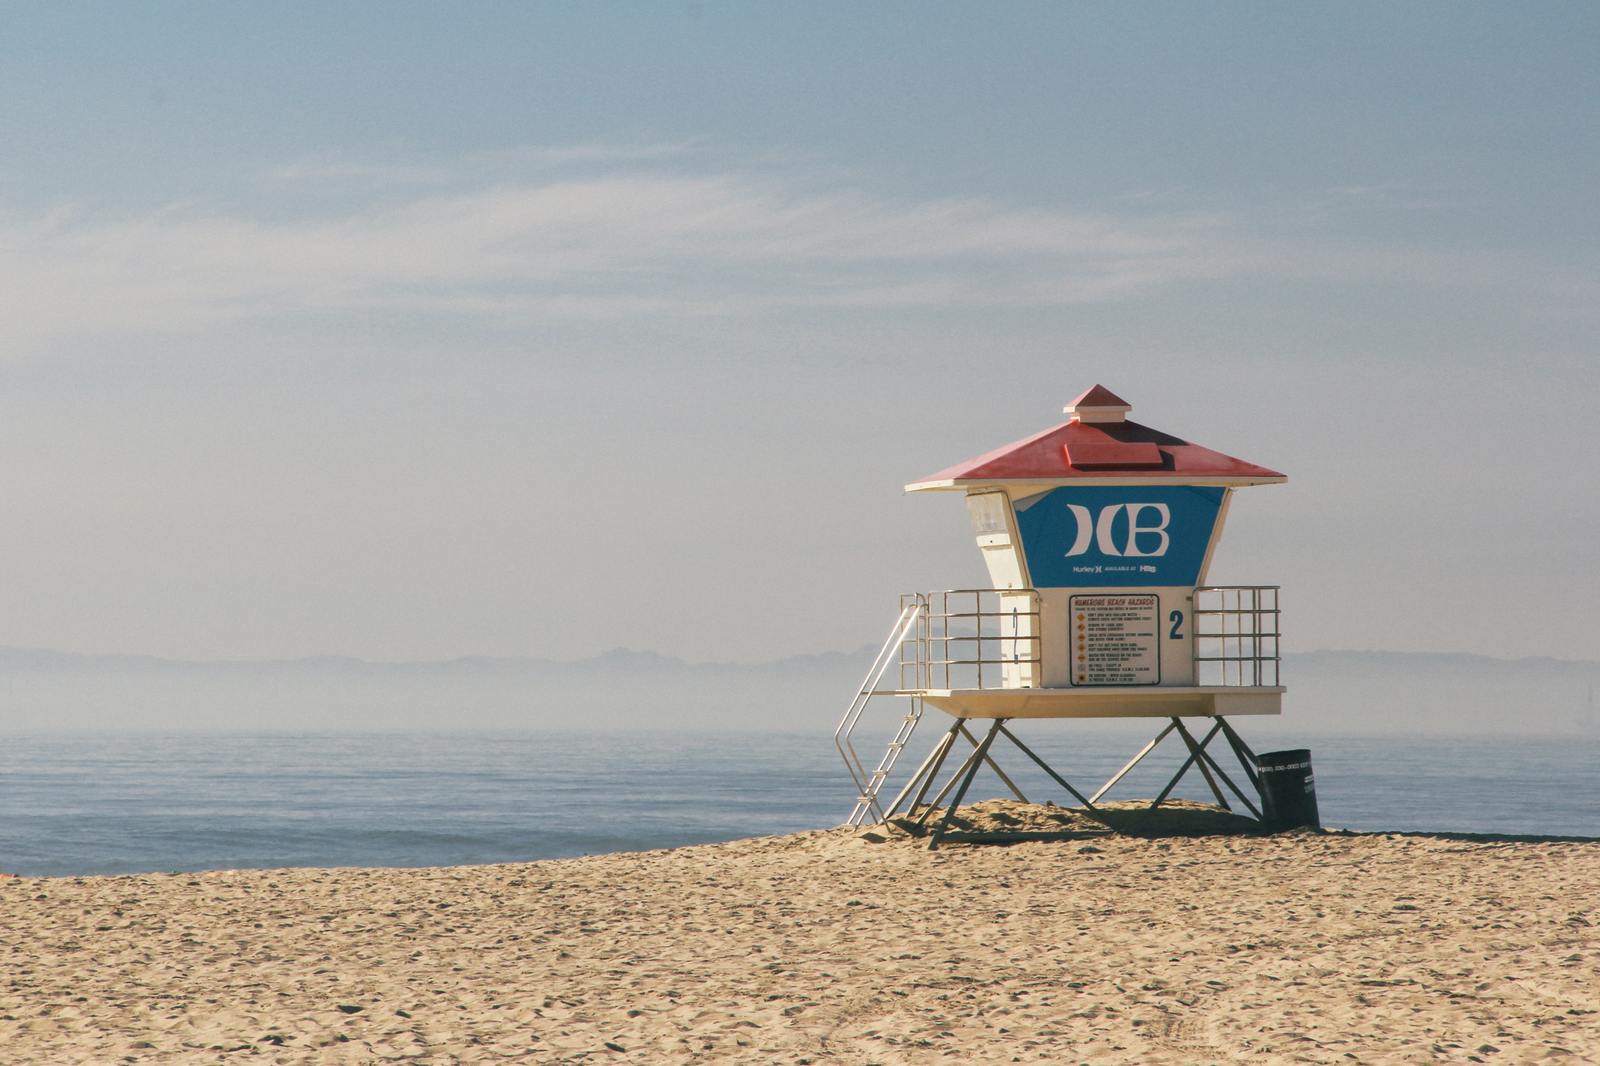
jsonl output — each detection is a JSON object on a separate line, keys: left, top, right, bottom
{"left": 1257, "top": 749, "right": 1320, "bottom": 831}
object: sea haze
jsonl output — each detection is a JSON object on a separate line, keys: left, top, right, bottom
{"left": 2, "top": 646, "right": 1597, "bottom": 735}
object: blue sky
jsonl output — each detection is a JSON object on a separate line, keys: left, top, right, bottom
{"left": 1, "top": 3, "right": 1596, "bottom": 663}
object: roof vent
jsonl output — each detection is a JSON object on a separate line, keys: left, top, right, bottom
{"left": 1064, "top": 384, "right": 1132, "bottom": 424}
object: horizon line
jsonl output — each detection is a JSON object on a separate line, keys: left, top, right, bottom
{"left": 1, "top": 643, "right": 1596, "bottom": 671}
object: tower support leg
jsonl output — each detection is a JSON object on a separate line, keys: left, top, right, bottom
{"left": 1151, "top": 718, "right": 1215, "bottom": 808}
{"left": 997, "top": 723, "right": 1096, "bottom": 809}
{"left": 1090, "top": 721, "right": 1176, "bottom": 804}
{"left": 928, "top": 719, "right": 1006, "bottom": 849}
{"left": 1171, "top": 719, "right": 1231, "bottom": 810}
{"left": 1217, "top": 718, "right": 1264, "bottom": 793}
{"left": 1190, "top": 727, "right": 1263, "bottom": 820}
{"left": 1090, "top": 716, "right": 1266, "bottom": 821}
{"left": 872, "top": 713, "right": 1271, "bottom": 842}
{"left": 881, "top": 718, "right": 963, "bottom": 821}
{"left": 957, "top": 722, "right": 1029, "bottom": 804}
{"left": 912, "top": 732, "right": 991, "bottom": 828}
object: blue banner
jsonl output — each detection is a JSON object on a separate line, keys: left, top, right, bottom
{"left": 1012, "top": 485, "right": 1225, "bottom": 588}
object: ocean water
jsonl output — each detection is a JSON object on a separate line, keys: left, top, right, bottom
{"left": 2, "top": 727, "right": 1596, "bottom": 877}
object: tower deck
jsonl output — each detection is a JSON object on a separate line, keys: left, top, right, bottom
{"left": 915, "top": 685, "right": 1283, "bottom": 719}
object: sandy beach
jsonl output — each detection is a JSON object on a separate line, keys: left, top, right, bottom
{"left": 3, "top": 801, "right": 1597, "bottom": 1064}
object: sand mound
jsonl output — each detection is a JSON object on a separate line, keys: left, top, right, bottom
{"left": 872, "top": 797, "right": 1267, "bottom": 842}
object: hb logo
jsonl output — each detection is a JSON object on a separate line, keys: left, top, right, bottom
{"left": 1064, "top": 503, "right": 1171, "bottom": 558}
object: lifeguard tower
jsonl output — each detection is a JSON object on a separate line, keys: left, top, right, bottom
{"left": 836, "top": 385, "right": 1288, "bottom": 846}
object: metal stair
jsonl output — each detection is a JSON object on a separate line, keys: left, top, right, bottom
{"left": 834, "top": 599, "right": 926, "bottom": 826}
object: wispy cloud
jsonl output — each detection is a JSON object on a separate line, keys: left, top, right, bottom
{"left": 267, "top": 159, "right": 457, "bottom": 186}
{"left": 266, "top": 141, "right": 707, "bottom": 188}
{"left": 0, "top": 164, "right": 1227, "bottom": 349}
{"left": 1, "top": 149, "right": 1591, "bottom": 357}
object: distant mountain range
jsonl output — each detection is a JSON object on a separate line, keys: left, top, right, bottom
{"left": 0, "top": 643, "right": 879, "bottom": 733}
{"left": 0, "top": 643, "right": 869, "bottom": 676}
{"left": 2, "top": 645, "right": 1596, "bottom": 735}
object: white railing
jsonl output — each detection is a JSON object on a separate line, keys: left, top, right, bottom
{"left": 836, "top": 584, "right": 1280, "bottom": 826}
{"left": 896, "top": 588, "right": 1043, "bottom": 692}
{"left": 1192, "top": 585, "right": 1281, "bottom": 687}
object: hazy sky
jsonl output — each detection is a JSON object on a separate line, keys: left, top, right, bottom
{"left": 1, "top": 3, "right": 1596, "bottom": 664}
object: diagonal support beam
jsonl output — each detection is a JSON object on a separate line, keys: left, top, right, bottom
{"left": 1151, "top": 718, "right": 1208, "bottom": 809}
{"left": 907, "top": 720, "right": 963, "bottom": 819}
{"left": 1090, "top": 721, "right": 1176, "bottom": 804}
{"left": 997, "top": 724, "right": 1096, "bottom": 809}
{"left": 882, "top": 719, "right": 963, "bottom": 821}
{"left": 881, "top": 714, "right": 1271, "bottom": 838}
{"left": 928, "top": 719, "right": 1006, "bottom": 849}
{"left": 957, "top": 722, "right": 1029, "bottom": 804}
{"left": 1216, "top": 717, "right": 1263, "bottom": 793}
{"left": 1193, "top": 738, "right": 1263, "bottom": 820}
{"left": 1171, "top": 719, "right": 1231, "bottom": 811}
{"left": 912, "top": 733, "right": 989, "bottom": 828}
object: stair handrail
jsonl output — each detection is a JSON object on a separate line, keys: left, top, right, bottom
{"left": 834, "top": 597, "right": 926, "bottom": 824}
{"left": 847, "top": 691, "right": 925, "bottom": 826}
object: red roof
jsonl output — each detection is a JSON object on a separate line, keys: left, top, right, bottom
{"left": 908, "top": 414, "right": 1285, "bottom": 488}
{"left": 1067, "top": 383, "right": 1130, "bottom": 409}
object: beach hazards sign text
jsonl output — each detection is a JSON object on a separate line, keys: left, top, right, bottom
{"left": 1069, "top": 594, "right": 1160, "bottom": 686}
